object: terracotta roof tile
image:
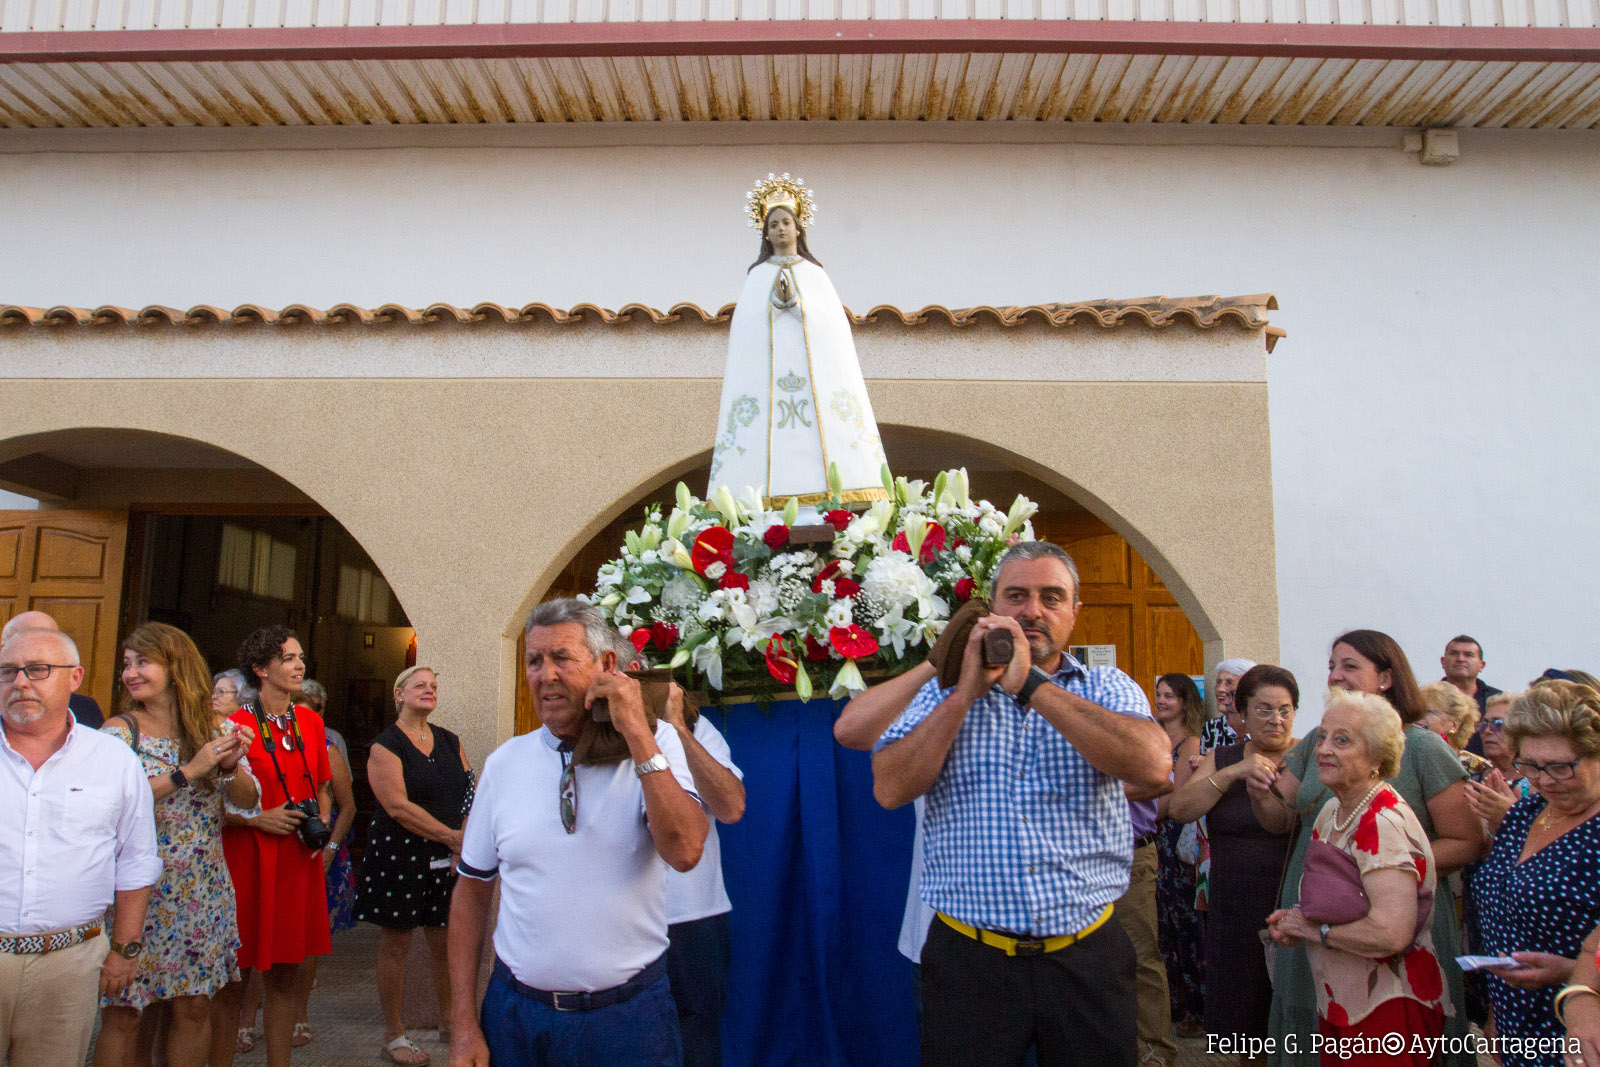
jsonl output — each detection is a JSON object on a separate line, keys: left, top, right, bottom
{"left": 0, "top": 294, "right": 1282, "bottom": 351}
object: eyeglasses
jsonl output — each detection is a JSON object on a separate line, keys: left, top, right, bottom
{"left": 1477, "top": 719, "right": 1505, "bottom": 734}
{"left": 1511, "top": 757, "right": 1583, "bottom": 782}
{"left": 558, "top": 743, "right": 578, "bottom": 834}
{"left": 0, "top": 663, "right": 75, "bottom": 683}
{"left": 1248, "top": 707, "right": 1294, "bottom": 721}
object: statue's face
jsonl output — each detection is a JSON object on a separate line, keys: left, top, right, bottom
{"left": 765, "top": 208, "right": 799, "bottom": 256}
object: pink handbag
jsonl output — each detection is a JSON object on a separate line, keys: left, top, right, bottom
{"left": 1299, "top": 839, "right": 1434, "bottom": 939}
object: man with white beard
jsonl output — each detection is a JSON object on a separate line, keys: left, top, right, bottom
{"left": 0, "top": 626, "right": 160, "bottom": 1066}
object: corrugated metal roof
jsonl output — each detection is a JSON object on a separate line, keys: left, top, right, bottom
{"left": 0, "top": 47, "right": 1595, "bottom": 125}
{"left": 0, "top": 292, "right": 1286, "bottom": 350}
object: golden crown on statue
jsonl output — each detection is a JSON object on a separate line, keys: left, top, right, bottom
{"left": 745, "top": 172, "right": 817, "bottom": 229}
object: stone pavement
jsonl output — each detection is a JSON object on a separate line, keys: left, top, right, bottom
{"left": 239, "top": 923, "right": 1241, "bottom": 1067}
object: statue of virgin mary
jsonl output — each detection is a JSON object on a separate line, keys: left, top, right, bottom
{"left": 708, "top": 174, "right": 890, "bottom": 508}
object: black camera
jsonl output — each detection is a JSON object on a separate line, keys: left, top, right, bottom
{"left": 291, "top": 799, "right": 331, "bottom": 851}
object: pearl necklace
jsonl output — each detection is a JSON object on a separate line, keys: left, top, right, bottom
{"left": 1332, "top": 780, "right": 1384, "bottom": 833}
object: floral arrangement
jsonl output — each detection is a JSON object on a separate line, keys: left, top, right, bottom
{"left": 590, "top": 466, "right": 1038, "bottom": 702}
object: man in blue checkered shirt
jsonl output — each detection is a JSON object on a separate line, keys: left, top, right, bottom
{"left": 873, "top": 541, "right": 1171, "bottom": 1067}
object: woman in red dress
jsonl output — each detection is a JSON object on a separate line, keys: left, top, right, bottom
{"left": 210, "top": 626, "right": 333, "bottom": 1067}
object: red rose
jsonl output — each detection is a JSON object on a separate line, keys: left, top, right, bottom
{"left": 891, "top": 522, "right": 947, "bottom": 562}
{"left": 649, "top": 622, "right": 679, "bottom": 650}
{"left": 830, "top": 624, "right": 880, "bottom": 660}
{"left": 833, "top": 577, "right": 861, "bottom": 599}
{"left": 812, "top": 560, "right": 843, "bottom": 594}
{"left": 952, "top": 537, "right": 967, "bottom": 551}
{"left": 763, "top": 524, "right": 789, "bottom": 549}
{"left": 823, "top": 510, "right": 852, "bottom": 532}
{"left": 719, "top": 571, "right": 750, "bottom": 591}
{"left": 629, "top": 629, "right": 651, "bottom": 653}
{"left": 691, "top": 526, "right": 735, "bottom": 576}
{"left": 804, "top": 635, "right": 831, "bottom": 662}
{"left": 1403, "top": 945, "right": 1443, "bottom": 1002}
{"left": 764, "top": 636, "right": 798, "bottom": 686}
{"left": 954, "top": 576, "right": 976, "bottom": 603}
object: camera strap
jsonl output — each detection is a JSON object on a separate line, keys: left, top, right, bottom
{"left": 248, "top": 702, "right": 316, "bottom": 801}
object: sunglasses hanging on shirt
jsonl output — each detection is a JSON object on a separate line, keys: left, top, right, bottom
{"left": 558, "top": 741, "right": 578, "bottom": 834}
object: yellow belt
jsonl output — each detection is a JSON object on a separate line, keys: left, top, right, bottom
{"left": 937, "top": 904, "right": 1114, "bottom": 957}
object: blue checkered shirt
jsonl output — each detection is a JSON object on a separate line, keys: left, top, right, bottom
{"left": 875, "top": 654, "right": 1153, "bottom": 937}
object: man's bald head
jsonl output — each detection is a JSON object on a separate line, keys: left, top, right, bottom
{"left": 1, "top": 611, "right": 59, "bottom": 644}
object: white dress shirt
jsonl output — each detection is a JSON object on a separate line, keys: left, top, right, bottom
{"left": 459, "top": 720, "right": 698, "bottom": 992}
{"left": 665, "top": 715, "right": 742, "bottom": 925}
{"left": 0, "top": 720, "right": 162, "bottom": 934}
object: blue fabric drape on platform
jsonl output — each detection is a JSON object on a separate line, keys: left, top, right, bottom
{"left": 711, "top": 698, "right": 919, "bottom": 1067}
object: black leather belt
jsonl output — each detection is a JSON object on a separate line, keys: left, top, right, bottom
{"left": 1133, "top": 831, "right": 1158, "bottom": 849}
{"left": 492, "top": 953, "right": 666, "bottom": 1012}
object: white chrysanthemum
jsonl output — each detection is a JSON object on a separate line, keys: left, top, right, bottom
{"left": 862, "top": 553, "right": 938, "bottom": 616}
{"left": 660, "top": 574, "right": 702, "bottom": 614}
{"left": 824, "top": 601, "right": 853, "bottom": 629}
{"left": 748, "top": 578, "right": 780, "bottom": 618}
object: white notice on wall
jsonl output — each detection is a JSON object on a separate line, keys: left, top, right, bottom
{"left": 1070, "top": 644, "right": 1117, "bottom": 669}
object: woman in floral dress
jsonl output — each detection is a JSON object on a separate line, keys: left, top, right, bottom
{"left": 94, "top": 622, "right": 261, "bottom": 1067}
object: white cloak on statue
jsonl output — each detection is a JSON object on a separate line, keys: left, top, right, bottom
{"left": 708, "top": 255, "right": 889, "bottom": 506}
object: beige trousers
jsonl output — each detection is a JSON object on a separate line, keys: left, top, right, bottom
{"left": 1115, "top": 841, "right": 1177, "bottom": 1066}
{"left": 0, "top": 932, "right": 108, "bottom": 1067}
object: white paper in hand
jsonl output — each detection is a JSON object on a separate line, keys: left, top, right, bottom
{"left": 1455, "top": 954, "right": 1521, "bottom": 971}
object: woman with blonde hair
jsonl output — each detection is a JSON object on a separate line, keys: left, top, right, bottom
{"left": 355, "top": 665, "right": 474, "bottom": 1065}
{"left": 95, "top": 622, "right": 260, "bottom": 1067}
{"left": 1470, "top": 681, "right": 1600, "bottom": 1067}
{"left": 1266, "top": 689, "right": 1446, "bottom": 1065}
{"left": 1421, "top": 681, "right": 1480, "bottom": 753}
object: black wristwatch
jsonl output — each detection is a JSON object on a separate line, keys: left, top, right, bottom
{"left": 1015, "top": 666, "right": 1052, "bottom": 707}
{"left": 169, "top": 768, "right": 189, "bottom": 789}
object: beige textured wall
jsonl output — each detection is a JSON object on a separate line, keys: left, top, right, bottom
{"left": 0, "top": 371, "right": 1276, "bottom": 763}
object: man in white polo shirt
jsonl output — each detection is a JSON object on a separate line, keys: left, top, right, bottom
{"left": 447, "top": 599, "right": 707, "bottom": 1067}
{"left": 0, "top": 626, "right": 161, "bottom": 1066}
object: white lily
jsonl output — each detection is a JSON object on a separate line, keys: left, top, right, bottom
{"left": 598, "top": 592, "right": 622, "bottom": 608}
{"left": 875, "top": 604, "right": 918, "bottom": 658}
{"left": 740, "top": 486, "right": 767, "bottom": 521}
{"left": 624, "top": 585, "right": 653, "bottom": 605}
{"left": 666, "top": 509, "right": 691, "bottom": 542}
{"left": 662, "top": 539, "right": 695, "bottom": 570}
{"left": 692, "top": 641, "right": 724, "bottom": 690}
{"left": 639, "top": 525, "right": 662, "bottom": 551}
{"left": 782, "top": 496, "right": 800, "bottom": 526}
{"left": 714, "top": 486, "right": 742, "bottom": 526}
{"left": 676, "top": 482, "right": 694, "bottom": 515}
{"left": 1001, "top": 494, "right": 1039, "bottom": 540}
{"left": 954, "top": 467, "right": 971, "bottom": 507}
{"left": 829, "top": 659, "right": 867, "bottom": 699}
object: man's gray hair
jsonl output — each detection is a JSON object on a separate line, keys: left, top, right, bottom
{"left": 988, "top": 541, "right": 1081, "bottom": 603}
{"left": 0, "top": 626, "right": 80, "bottom": 665}
{"left": 525, "top": 598, "right": 613, "bottom": 660}
{"left": 612, "top": 631, "right": 643, "bottom": 670}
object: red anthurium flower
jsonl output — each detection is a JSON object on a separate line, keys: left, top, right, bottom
{"left": 823, "top": 510, "right": 853, "bottom": 532}
{"left": 649, "top": 622, "right": 679, "bottom": 650}
{"left": 763, "top": 524, "right": 790, "bottom": 549}
{"left": 812, "top": 560, "right": 843, "bottom": 594}
{"left": 803, "top": 635, "right": 831, "bottom": 662}
{"left": 719, "top": 571, "right": 750, "bottom": 591}
{"left": 830, "top": 624, "right": 880, "bottom": 660}
{"left": 629, "top": 629, "right": 651, "bottom": 653}
{"left": 833, "top": 577, "right": 861, "bottom": 599}
{"left": 691, "top": 526, "right": 735, "bottom": 575}
{"left": 954, "top": 577, "right": 976, "bottom": 603}
{"left": 765, "top": 636, "right": 799, "bottom": 686}
{"left": 891, "top": 522, "right": 947, "bottom": 563}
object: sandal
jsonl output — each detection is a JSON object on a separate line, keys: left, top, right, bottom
{"left": 236, "top": 1027, "right": 256, "bottom": 1054}
{"left": 292, "top": 1021, "right": 313, "bottom": 1047}
{"left": 382, "top": 1034, "right": 431, "bottom": 1065}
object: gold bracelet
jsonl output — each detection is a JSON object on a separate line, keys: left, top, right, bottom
{"left": 1554, "top": 984, "right": 1600, "bottom": 1028}
{"left": 1207, "top": 776, "right": 1225, "bottom": 795}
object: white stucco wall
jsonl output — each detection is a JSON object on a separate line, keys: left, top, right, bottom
{"left": 2, "top": 122, "right": 1596, "bottom": 728}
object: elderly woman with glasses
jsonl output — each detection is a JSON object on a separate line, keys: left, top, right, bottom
{"left": 1469, "top": 681, "right": 1600, "bottom": 1067}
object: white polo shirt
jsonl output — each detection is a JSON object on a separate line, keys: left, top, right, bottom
{"left": 0, "top": 719, "right": 162, "bottom": 934}
{"left": 459, "top": 720, "right": 699, "bottom": 992}
{"left": 665, "top": 715, "right": 742, "bottom": 925}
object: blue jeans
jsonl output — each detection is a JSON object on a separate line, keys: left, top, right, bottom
{"left": 482, "top": 964, "right": 682, "bottom": 1067}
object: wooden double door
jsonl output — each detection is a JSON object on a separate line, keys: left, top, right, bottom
{"left": 0, "top": 510, "right": 128, "bottom": 712}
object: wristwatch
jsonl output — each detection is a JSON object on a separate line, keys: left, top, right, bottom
{"left": 634, "top": 752, "right": 671, "bottom": 778}
{"left": 108, "top": 938, "right": 143, "bottom": 959}
{"left": 1015, "top": 666, "right": 1052, "bottom": 707}
{"left": 169, "top": 768, "right": 189, "bottom": 789}
{"left": 1319, "top": 923, "right": 1332, "bottom": 948}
